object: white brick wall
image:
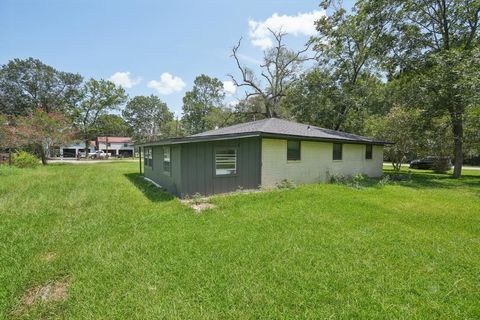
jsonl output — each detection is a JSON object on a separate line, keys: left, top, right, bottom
{"left": 261, "top": 138, "right": 383, "bottom": 187}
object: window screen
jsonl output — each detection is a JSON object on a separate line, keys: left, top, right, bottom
{"left": 287, "top": 140, "right": 301, "bottom": 161}
{"left": 215, "top": 149, "right": 237, "bottom": 175}
{"left": 365, "top": 144, "right": 373, "bottom": 159}
{"left": 333, "top": 143, "right": 343, "bottom": 160}
{"left": 163, "top": 147, "right": 171, "bottom": 175}
{"left": 144, "top": 147, "right": 153, "bottom": 167}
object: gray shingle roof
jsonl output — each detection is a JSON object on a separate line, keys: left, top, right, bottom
{"left": 137, "top": 118, "right": 387, "bottom": 146}
{"left": 192, "top": 118, "right": 383, "bottom": 144}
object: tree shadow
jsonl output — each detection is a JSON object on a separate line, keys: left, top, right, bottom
{"left": 124, "top": 173, "right": 174, "bottom": 202}
{"left": 380, "top": 169, "right": 480, "bottom": 190}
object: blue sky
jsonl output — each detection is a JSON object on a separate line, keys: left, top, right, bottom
{"left": 1, "top": 0, "right": 353, "bottom": 116}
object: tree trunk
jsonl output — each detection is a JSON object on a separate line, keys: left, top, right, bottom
{"left": 451, "top": 116, "right": 463, "bottom": 178}
{"left": 39, "top": 145, "right": 47, "bottom": 165}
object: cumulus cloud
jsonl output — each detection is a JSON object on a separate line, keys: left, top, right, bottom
{"left": 108, "top": 71, "right": 141, "bottom": 88}
{"left": 147, "top": 73, "right": 186, "bottom": 95}
{"left": 223, "top": 80, "right": 237, "bottom": 96}
{"left": 248, "top": 10, "right": 326, "bottom": 49}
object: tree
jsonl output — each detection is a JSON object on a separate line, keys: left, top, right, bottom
{"left": 0, "top": 58, "right": 83, "bottom": 116}
{"left": 94, "top": 114, "right": 131, "bottom": 137}
{"left": 365, "top": 106, "right": 422, "bottom": 170}
{"left": 284, "top": 68, "right": 387, "bottom": 134}
{"left": 14, "top": 108, "right": 75, "bottom": 165}
{"left": 310, "top": 2, "right": 391, "bottom": 130}
{"left": 76, "top": 79, "right": 127, "bottom": 150}
{"left": 230, "top": 30, "right": 311, "bottom": 118}
{"left": 355, "top": 0, "right": 480, "bottom": 177}
{"left": 122, "top": 95, "right": 174, "bottom": 142}
{"left": 182, "top": 75, "right": 230, "bottom": 134}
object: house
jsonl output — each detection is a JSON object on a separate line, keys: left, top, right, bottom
{"left": 58, "top": 137, "right": 134, "bottom": 158}
{"left": 95, "top": 137, "right": 134, "bottom": 157}
{"left": 137, "top": 118, "right": 387, "bottom": 197}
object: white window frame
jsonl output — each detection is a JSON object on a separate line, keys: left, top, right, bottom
{"left": 215, "top": 148, "right": 237, "bottom": 176}
{"left": 144, "top": 147, "right": 153, "bottom": 168}
{"left": 163, "top": 146, "right": 171, "bottom": 176}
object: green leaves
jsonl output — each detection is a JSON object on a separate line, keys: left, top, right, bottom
{"left": 123, "top": 95, "right": 174, "bottom": 142}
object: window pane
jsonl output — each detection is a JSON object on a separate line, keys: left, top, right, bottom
{"left": 333, "top": 143, "right": 342, "bottom": 160}
{"left": 215, "top": 149, "right": 237, "bottom": 175}
{"left": 163, "top": 147, "right": 171, "bottom": 174}
{"left": 365, "top": 144, "right": 373, "bottom": 159}
{"left": 287, "top": 140, "right": 301, "bottom": 161}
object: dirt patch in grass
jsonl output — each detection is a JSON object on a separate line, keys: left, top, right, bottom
{"left": 15, "top": 278, "right": 69, "bottom": 315}
{"left": 190, "top": 202, "right": 216, "bottom": 213}
{"left": 40, "top": 252, "right": 57, "bottom": 262}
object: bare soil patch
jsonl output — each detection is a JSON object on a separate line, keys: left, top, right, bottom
{"left": 15, "top": 278, "right": 69, "bottom": 315}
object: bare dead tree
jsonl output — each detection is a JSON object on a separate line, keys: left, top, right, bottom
{"left": 229, "top": 29, "right": 313, "bottom": 118}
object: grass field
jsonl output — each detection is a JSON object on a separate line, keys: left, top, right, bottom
{"left": 1, "top": 162, "right": 479, "bottom": 319}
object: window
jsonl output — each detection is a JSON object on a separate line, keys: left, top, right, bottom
{"left": 365, "top": 144, "right": 373, "bottom": 160}
{"left": 287, "top": 140, "right": 301, "bottom": 161}
{"left": 124, "top": 143, "right": 128, "bottom": 147}
{"left": 163, "top": 146, "right": 171, "bottom": 175}
{"left": 107, "top": 142, "right": 111, "bottom": 147}
{"left": 333, "top": 143, "right": 343, "bottom": 160}
{"left": 215, "top": 148, "right": 237, "bottom": 176}
{"left": 144, "top": 147, "right": 153, "bottom": 167}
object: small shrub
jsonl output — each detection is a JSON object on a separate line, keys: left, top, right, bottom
{"left": 350, "top": 174, "right": 366, "bottom": 189}
{"left": 12, "top": 151, "right": 39, "bottom": 168}
{"left": 276, "top": 179, "right": 296, "bottom": 190}
{"left": 329, "top": 174, "right": 348, "bottom": 184}
{"left": 378, "top": 175, "right": 391, "bottom": 187}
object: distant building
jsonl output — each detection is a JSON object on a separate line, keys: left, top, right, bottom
{"left": 57, "top": 137, "right": 134, "bottom": 158}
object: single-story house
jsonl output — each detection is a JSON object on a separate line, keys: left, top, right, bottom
{"left": 137, "top": 118, "right": 387, "bottom": 197}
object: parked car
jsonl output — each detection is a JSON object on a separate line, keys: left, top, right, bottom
{"left": 410, "top": 156, "right": 452, "bottom": 170}
{"left": 88, "top": 151, "right": 111, "bottom": 159}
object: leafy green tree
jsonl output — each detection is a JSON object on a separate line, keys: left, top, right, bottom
{"left": 354, "top": 0, "right": 480, "bottom": 177}
{"left": 365, "top": 106, "right": 422, "bottom": 170}
{"left": 94, "top": 114, "right": 131, "bottom": 137}
{"left": 0, "top": 58, "right": 83, "bottom": 116}
{"left": 284, "top": 68, "right": 387, "bottom": 134}
{"left": 182, "top": 75, "right": 230, "bottom": 134}
{"left": 123, "top": 95, "right": 174, "bottom": 142}
{"left": 76, "top": 79, "right": 127, "bottom": 150}
{"left": 310, "top": 3, "right": 390, "bottom": 130}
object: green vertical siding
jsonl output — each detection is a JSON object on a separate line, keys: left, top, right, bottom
{"left": 144, "top": 145, "right": 182, "bottom": 195}
{"left": 179, "top": 137, "right": 261, "bottom": 197}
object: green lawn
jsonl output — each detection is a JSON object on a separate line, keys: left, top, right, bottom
{"left": 1, "top": 163, "right": 479, "bottom": 319}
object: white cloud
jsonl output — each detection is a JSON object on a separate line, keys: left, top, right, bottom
{"left": 108, "top": 71, "right": 141, "bottom": 88}
{"left": 248, "top": 10, "right": 326, "bottom": 49}
{"left": 147, "top": 73, "right": 186, "bottom": 95}
{"left": 223, "top": 80, "right": 237, "bottom": 96}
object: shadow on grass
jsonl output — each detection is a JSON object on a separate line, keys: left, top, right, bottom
{"left": 380, "top": 169, "right": 480, "bottom": 190}
{"left": 124, "top": 173, "right": 174, "bottom": 202}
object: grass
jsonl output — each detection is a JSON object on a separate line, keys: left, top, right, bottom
{"left": 0, "top": 162, "right": 479, "bottom": 319}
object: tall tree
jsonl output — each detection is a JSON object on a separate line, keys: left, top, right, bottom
{"left": 230, "top": 30, "right": 311, "bottom": 118}
{"left": 123, "top": 95, "right": 174, "bottom": 142}
{"left": 182, "top": 75, "right": 229, "bottom": 134}
{"left": 76, "top": 79, "right": 127, "bottom": 150}
{"left": 311, "top": 2, "right": 391, "bottom": 130}
{"left": 354, "top": 0, "right": 480, "bottom": 177}
{"left": 0, "top": 58, "right": 83, "bottom": 116}
{"left": 94, "top": 114, "right": 132, "bottom": 137}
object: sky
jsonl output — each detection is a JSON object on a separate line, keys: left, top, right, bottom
{"left": 0, "top": 0, "right": 353, "bottom": 116}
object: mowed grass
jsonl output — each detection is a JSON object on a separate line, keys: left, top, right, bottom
{"left": 0, "top": 163, "right": 479, "bottom": 319}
